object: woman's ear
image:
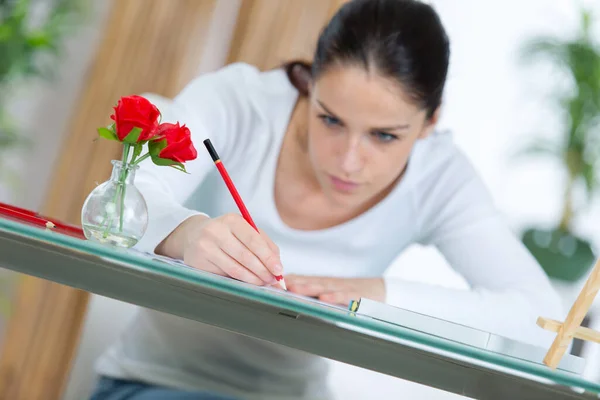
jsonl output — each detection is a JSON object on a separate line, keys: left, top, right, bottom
{"left": 418, "top": 106, "right": 441, "bottom": 139}
{"left": 291, "top": 63, "right": 312, "bottom": 96}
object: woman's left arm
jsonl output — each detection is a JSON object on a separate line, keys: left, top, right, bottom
{"left": 381, "top": 151, "right": 564, "bottom": 345}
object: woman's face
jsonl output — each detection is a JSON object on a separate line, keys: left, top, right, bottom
{"left": 307, "top": 65, "right": 439, "bottom": 208}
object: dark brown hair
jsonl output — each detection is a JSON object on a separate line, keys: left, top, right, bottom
{"left": 283, "top": 0, "right": 450, "bottom": 119}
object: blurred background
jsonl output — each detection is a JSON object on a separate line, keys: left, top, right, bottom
{"left": 1, "top": 0, "right": 600, "bottom": 399}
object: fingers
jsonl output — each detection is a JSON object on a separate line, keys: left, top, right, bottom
{"left": 220, "top": 233, "right": 277, "bottom": 285}
{"left": 229, "top": 216, "right": 282, "bottom": 276}
{"left": 202, "top": 242, "right": 265, "bottom": 286}
{"left": 259, "top": 228, "right": 280, "bottom": 256}
{"left": 286, "top": 275, "right": 341, "bottom": 294}
{"left": 287, "top": 278, "right": 357, "bottom": 306}
{"left": 286, "top": 281, "right": 326, "bottom": 297}
{"left": 319, "top": 291, "right": 358, "bottom": 306}
{"left": 183, "top": 213, "right": 284, "bottom": 287}
{"left": 285, "top": 275, "right": 360, "bottom": 306}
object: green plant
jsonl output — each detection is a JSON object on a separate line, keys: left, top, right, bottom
{"left": 517, "top": 8, "right": 600, "bottom": 281}
{"left": 0, "top": 0, "right": 87, "bottom": 190}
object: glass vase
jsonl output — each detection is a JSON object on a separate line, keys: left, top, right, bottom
{"left": 81, "top": 160, "right": 148, "bottom": 248}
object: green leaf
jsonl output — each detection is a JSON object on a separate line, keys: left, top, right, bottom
{"left": 97, "top": 127, "right": 118, "bottom": 141}
{"left": 132, "top": 143, "right": 143, "bottom": 161}
{"left": 150, "top": 155, "right": 187, "bottom": 172}
{"left": 519, "top": 37, "right": 567, "bottom": 67}
{"left": 511, "top": 137, "right": 561, "bottom": 160}
{"left": 148, "top": 138, "right": 167, "bottom": 156}
{"left": 169, "top": 164, "right": 188, "bottom": 173}
{"left": 0, "top": 25, "right": 13, "bottom": 41}
{"left": 25, "top": 31, "right": 52, "bottom": 48}
{"left": 581, "top": 162, "right": 597, "bottom": 199}
{"left": 122, "top": 127, "right": 142, "bottom": 144}
{"left": 150, "top": 155, "right": 181, "bottom": 167}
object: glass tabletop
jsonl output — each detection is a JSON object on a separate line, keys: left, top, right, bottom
{"left": 1, "top": 216, "right": 600, "bottom": 395}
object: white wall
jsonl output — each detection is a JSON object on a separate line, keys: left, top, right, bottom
{"left": 5, "top": 0, "right": 598, "bottom": 399}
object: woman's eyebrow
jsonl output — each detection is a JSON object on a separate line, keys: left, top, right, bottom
{"left": 373, "top": 123, "right": 411, "bottom": 131}
{"left": 317, "top": 100, "right": 410, "bottom": 131}
{"left": 317, "top": 100, "right": 341, "bottom": 119}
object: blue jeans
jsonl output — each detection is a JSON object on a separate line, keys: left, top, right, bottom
{"left": 90, "top": 377, "right": 239, "bottom": 400}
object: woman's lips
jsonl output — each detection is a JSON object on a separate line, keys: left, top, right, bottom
{"left": 329, "top": 175, "right": 360, "bottom": 192}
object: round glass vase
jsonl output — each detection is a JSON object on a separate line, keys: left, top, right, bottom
{"left": 81, "top": 160, "right": 148, "bottom": 248}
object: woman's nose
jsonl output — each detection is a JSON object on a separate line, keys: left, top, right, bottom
{"left": 340, "top": 137, "right": 363, "bottom": 175}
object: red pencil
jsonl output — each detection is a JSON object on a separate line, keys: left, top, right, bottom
{"left": 0, "top": 202, "right": 86, "bottom": 239}
{"left": 203, "top": 139, "right": 287, "bottom": 290}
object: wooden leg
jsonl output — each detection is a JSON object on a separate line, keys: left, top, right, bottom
{"left": 537, "top": 316, "right": 600, "bottom": 344}
{"left": 543, "top": 258, "right": 600, "bottom": 368}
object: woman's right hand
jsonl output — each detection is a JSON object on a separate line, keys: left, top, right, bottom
{"left": 157, "top": 214, "right": 283, "bottom": 286}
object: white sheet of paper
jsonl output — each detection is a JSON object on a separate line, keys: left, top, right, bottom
{"left": 127, "top": 249, "right": 348, "bottom": 312}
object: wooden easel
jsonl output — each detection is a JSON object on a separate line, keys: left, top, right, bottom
{"left": 538, "top": 257, "right": 600, "bottom": 369}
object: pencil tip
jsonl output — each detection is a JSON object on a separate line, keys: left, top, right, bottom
{"left": 280, "top": 279, "right": 287, "bottom": 291}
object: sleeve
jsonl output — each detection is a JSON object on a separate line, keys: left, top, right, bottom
{"left": 384, "top": 148, "right": 564, "bottom": 346}
{"left": 133, "top": 63, "right": 258, "bottom": 253}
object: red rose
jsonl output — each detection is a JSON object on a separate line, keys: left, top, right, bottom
{"left": 110, "top": 95, "right": 160, "bottom": 142}
{"left": 153, "top": 122, "right": 197, "bottom": 163}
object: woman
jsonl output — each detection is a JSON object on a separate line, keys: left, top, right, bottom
{"left": 91, "top": 0, "right": 563, "bottom": 399}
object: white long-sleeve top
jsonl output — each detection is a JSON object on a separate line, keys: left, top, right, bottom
{"left": 95, "top": 63, "right": 564, "bottom": 400}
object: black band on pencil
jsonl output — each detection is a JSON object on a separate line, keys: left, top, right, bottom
{"left": 203, "top": 139, "right": 220, "bottom": 162}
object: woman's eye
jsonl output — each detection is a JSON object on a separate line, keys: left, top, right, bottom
{"left": 372, "top": 131, "right": 398, "bottom": 143}
{"left": 319, "top": 114, "right": 341, "bottom": 127}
